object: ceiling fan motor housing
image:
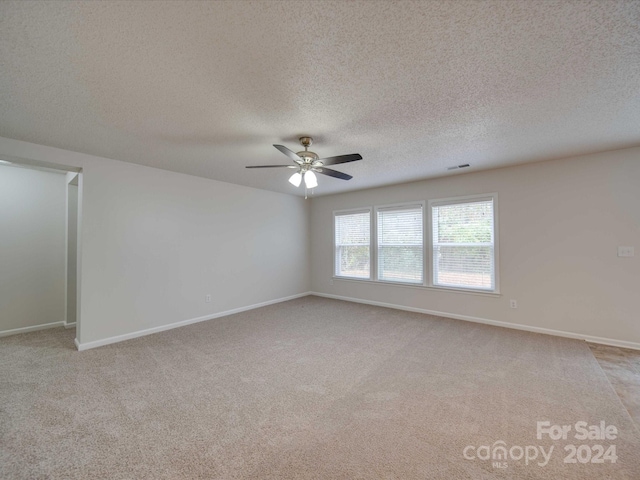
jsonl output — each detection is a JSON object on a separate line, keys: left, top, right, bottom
{"left": 297, "top": 136, "right": 320, "bottom": 166}
{"left": 296, "top": 150, "right": 319, "bottom": 165}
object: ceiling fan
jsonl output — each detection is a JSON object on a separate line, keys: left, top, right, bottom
{"left": 246, "top": 137, "right": 362, "bottom": 194}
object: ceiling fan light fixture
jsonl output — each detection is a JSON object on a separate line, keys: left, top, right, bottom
{"left": 288, "top": 171, "right": 302, "bottom": 187}
{"left": 304, "top": 170, "right": 318, "bottom": 189}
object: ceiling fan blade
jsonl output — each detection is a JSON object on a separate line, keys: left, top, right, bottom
{"left": 273, "top": 144, "right": 303, "bottom": 164}
{"left": 313, "top": 166, "right": 353, "bottom": 181}
{"left": 245, "top": 165, "right": 298, "bottom": 169}
{"left": 316, "top": 153, "right": 362, "bottom": 166}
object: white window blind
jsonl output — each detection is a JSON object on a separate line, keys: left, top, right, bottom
{"left": 432, "top": 198, "right": 495, "bottom": 290}
{"left": 376, "top": 205, "right": 423, "bottom": 284}
{"left": 335, "top": 211, "right": 370, "bottom": 278}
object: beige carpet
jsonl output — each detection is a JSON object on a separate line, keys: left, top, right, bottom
{"left": 1, "top": 296, "right": 639, "bottom": 479}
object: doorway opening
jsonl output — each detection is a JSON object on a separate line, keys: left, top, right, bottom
{"left": 0, "top": 156, "right": 82, "bottom": 348}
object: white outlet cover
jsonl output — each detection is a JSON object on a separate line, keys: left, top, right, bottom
{"left": 618, "top": 246, "right": 635, "bottom": 257}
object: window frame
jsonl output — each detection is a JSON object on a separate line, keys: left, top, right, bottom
{"left": 374, "top": 201, "right": 426, "bottom": 285}
{"left": 427, "top": 193, "right": 499, "bottom": 293}
{"left": 333, "top": 207, "right": 373, "bottom": 280}
{"left": 331, "top": 193, "right": 499, "bottom": 296}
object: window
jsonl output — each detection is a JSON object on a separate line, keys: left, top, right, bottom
{"left": 430, "top": 196, "right": 496, "bottom": 291}
{"left": 376, "top": 205, "right": 423, "bottom": 283}
{"left": 334, "top": 210, "right": 371, "bottom": 279}
{"left": 333, "top": 194, "right": 498, "bottom": 294}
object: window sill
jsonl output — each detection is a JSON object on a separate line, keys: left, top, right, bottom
{"left": 332, "top": 276, "right": 502, "bottom": 297}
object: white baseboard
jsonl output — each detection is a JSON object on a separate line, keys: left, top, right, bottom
{"left": 0, "top": 321, "right": 65, "bottom": 338}
{"left": 310, "top": 292, "right": 640, "bottom": 351}
{"left": 64, "top": 322, "right": 76, "bottom": 329}
{"left": 75, "top": 292, "right": 311, "bottom": 351}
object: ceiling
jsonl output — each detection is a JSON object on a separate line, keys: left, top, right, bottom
{"left": 1, "top": 1, "right": 639, "bottom": 197}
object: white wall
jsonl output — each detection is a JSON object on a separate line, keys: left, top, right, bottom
{"left": 66, "top": 178, "right": 78, "bottom": 325}
{"left": 310, "top": 147, "right": 640, "bottom": 347}
{"left": 0, "top": 165, "right": 67, "bottom": 331}
{"left": 0, "top": 136, "right": 310, "bottom": 347}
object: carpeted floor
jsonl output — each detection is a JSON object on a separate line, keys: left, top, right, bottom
{"left": 588, "top": 343, "right": 640, "bottom": 428}
{"left": 1, "top": 296, "right": 639, "bottom": 479}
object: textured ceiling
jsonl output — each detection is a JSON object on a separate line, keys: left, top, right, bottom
{"left": 1, "top": 0, "right": 639, "bottom": 196}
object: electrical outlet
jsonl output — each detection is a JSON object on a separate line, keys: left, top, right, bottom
{"left": 329, "top": 278, "right": 334, "bottom": 285}
{"left": 618, "top": 246, "right": 635, "bottom": 257}
{"left": 510, "top": 299, "right": 518, "bottom": 309}
{"left": 205, "top": 294, "right": 211, "bottom": 303}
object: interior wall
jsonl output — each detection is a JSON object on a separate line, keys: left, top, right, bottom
{"left": 66, "top": 178, "right": 78, "bottom": 326}
{"left": 0, "top": 136, "right": 311, "bottom": 347}
{"left": 0, "top": 165, "right": 67, "bottom": 332}
{"left": 310, "top": 147, "right": 640, "bottom": 347}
